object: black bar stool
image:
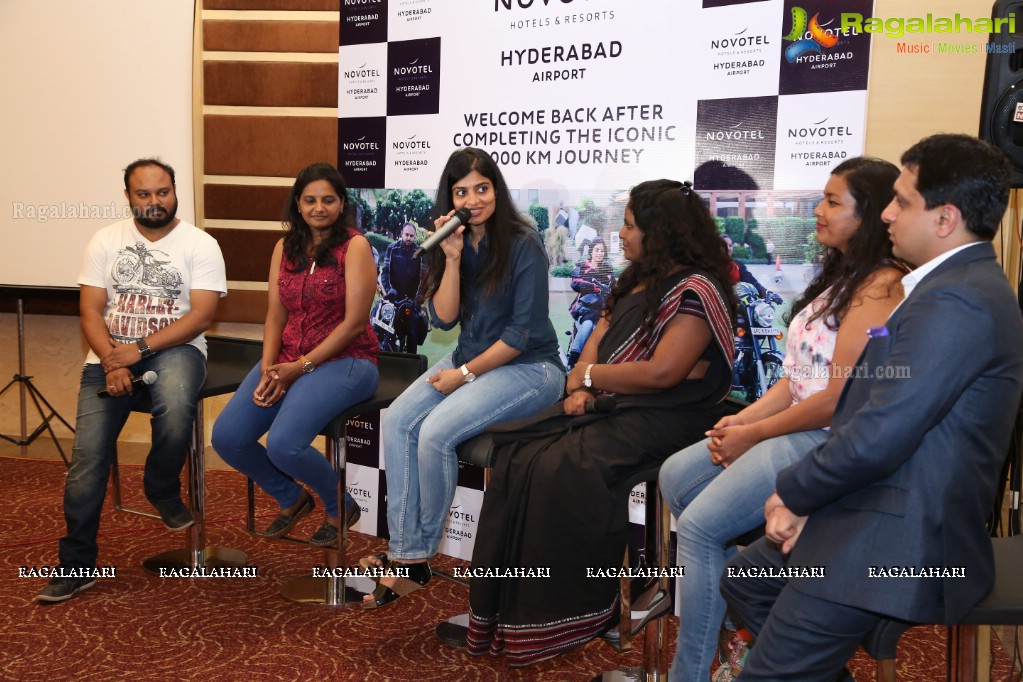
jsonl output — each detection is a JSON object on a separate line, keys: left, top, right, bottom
{"left": 861, "top": 533, "right": 1023, "bottom": 682}
{"left": 592, "top": 464, "right": 672, "bottom": 681}
{"left": 243, "top": 351, "right": 427, "bottom": 607}
{"left": 436, "top": 433, "right": 673, "bottom": 678}
{"left": 105, "top": 336, "right": 263, "bottom": 574}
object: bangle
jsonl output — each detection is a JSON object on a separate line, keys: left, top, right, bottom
{"left": 583, "top": 363, "right": 595, "bottom": 389}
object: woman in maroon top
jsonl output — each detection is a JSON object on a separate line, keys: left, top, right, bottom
{"left": 212, "top": 163, "right": 379, "bottom": 546}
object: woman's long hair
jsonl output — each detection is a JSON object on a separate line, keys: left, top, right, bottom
{"left": 281, "top": 163, "right": 355, "bottom": 273}
{"left": 787, "top": 157, "right": 907, "bottom": 328}
{"left": 420, "top": 148, "right": 530, "bottom": 300}
{"left": 606, "top": 179, "right": 737, "bottom": 335}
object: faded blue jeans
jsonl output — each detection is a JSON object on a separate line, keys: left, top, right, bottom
{"left": 383, "top": 354, "right": 565, "bottom": 560}
{"left": 59, "top": 346, "right": 206, "bottom": 568}
{"left": 211, "top": 357, "right": 378, "bottom": 518}
{"left": 658, "top": 429, "right": 829, "bottom": 682}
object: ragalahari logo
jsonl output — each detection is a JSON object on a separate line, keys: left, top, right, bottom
{"left": 782, "top": 6, "right": 839, "bottom": 63}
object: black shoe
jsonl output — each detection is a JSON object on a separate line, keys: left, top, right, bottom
{"left": 310, "top": 498, "right": 363, "bottom": 546}
{"left": 436, "top": 620, "right": 469, "bottom": 648}
{"left": 37, "top": 576, "right": 97, "bottom": 603}
{"left": 309, "top": 522, "right": 339, "bottom": 547}
{"left": 149, "top": 497, "right": 195, "bottom": 531}
{"left": 262, "top": 490, "right": 315, "bottom": 538}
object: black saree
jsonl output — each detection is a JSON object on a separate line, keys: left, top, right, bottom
{"left": 466, "top": 270, "right": 734, "bottom": 667}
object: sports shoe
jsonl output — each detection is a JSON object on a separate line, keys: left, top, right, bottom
{"left": 149, "top": 497, "right": 195, "bottom": 531}
{"left": 37, "top": 576, "right": 97, "bottom": 603}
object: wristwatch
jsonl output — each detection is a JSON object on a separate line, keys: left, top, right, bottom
{"left": 583, "top": 364, "right": 595, "bottom": 388}
{"left": 299, "top": 355, "right": 315, "bottom": 373}
{"left": 460, "top": 364, "right": 477, "bottom": 383}
{"left": 136, "top": 338, "right": 155, "bottom": 359}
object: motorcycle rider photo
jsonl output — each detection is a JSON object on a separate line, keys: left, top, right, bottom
{"left": 565, "top": 236, "right": 615, "bottom": 369}
{"left": 380, "top": 222, "right": 425, "bottom": 302}
{"left": 723, "top": 234, "right": 769, "bottom": 298}
{"left": 374, "top": 221, "right": 429, "bottom": 353}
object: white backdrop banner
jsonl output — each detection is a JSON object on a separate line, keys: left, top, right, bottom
{"left": 339, "top": 0, "right": 873, "bottom": 192}
{"left": 340, "top": 0, "right": 875, "bottom": 561}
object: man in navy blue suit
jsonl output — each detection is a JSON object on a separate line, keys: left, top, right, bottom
{"left": 720, "top": 134, "right": 1023, "bottom": 679}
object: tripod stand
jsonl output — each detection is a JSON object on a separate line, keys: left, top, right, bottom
{"left": 0, "top": 298, "right": 74, "bottom": 464}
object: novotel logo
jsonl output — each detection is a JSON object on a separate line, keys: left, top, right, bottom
{"left": 393, "top": 139, "right": 432, "bottom": 150}
{"left": 343, "top": 137, "right": 380, "bottom": 150}
{"left": 449, "top": 508, "right": 476, "bottom": 522}
{"left": 344, "top": 0, "right": 383, "bottom": 5}
{"left": 394, "top": 62, "right": 434, "bottom": 75}
{"left": 495, "top": 0, "right": 576, "bottom": 9}
{"left": 788, "top": 119, "right": 853, "bottom": 138}
{"left": 710, "top": 30, "right": 771, "bottom": 49}
{"left": 705, "top": 123, "right": 765, "bottom": 141}
{"left": 344, "top": 66, "right": 381, "bottom": 79}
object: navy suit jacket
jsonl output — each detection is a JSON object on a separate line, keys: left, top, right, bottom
{"left": 777, "top": 242, "right": 1023, "bottom": 623}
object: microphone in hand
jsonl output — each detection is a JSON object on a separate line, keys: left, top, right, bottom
{"left": 413, "top": 208, "right": 472, "bottom": 257}
{"left": 584, "top": 394, "right": 617, "bottom": 414}
{"left": 98, "top": 370, "right": 158, "bottom": 397}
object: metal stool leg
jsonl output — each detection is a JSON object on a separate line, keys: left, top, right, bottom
{"left": 143, "top": 400, "right": 247, "bottom": 573}
{"left": 111, "top": 445, "right": 160, "bottom": 519}
{"left": 279, "top": 428, "right": 374, "bottom": 606}
{"left": 593, "top": 480, "right": 672, "bottom": 682}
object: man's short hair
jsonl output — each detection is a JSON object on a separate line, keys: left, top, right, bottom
{"left": 900, "top": 134, "right": 1011, "bottom": 240}
{"left": 123, "top": 158, "right": 176, "bottom": 190}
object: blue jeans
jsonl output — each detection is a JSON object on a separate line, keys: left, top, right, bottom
{"left": 211, "top": 357, "right": 378, "bottom": 518}
{"left": 383, "top": 355, "right": 565, "bottom": 560}
{"left": 59, "top": 346, "right": 207, "bottom": 568}
{"left": 569, "top": 318, "right": 595, "bottom": 355}
{"left": 658, "top": 429, "right": 829, "bottom": 682}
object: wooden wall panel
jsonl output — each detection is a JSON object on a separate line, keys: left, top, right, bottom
{"left": 205, "top": 61, "right": 338, "bottom": 107}
{"left": 206, "top": 184, "right": 292, "bottom": 221}
{"left": 205, "top": 0, "right": 339, "bottom": 10}
{"left": 204, "top": 20, "right": 339, "bottom": 54}
{"left": 208, "top": 227, "right": 281, "bottom": 282}
{"left": 204, "top": 115, "right": 338, "bottom": 177}
{"left": 216, "top": 289, "right": 269, "bottom": 323}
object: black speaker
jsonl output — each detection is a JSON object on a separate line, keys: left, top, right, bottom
{"left": 980, "top": 0, "right": 1023, "bottom": 186}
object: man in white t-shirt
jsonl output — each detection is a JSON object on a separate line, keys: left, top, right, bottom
{"left": 38, "top": 159, "right": 226, "bottom": 603}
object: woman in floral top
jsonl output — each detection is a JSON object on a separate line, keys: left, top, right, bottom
{"left": 659, "top": 157, "right": 910, "bottom": 682}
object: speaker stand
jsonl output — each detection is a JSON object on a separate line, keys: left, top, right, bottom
{"left": 0, "top": 298, "right": 74, "bottom": 464}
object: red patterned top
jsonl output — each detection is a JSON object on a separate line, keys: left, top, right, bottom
{"left": 276, "top": 230, "right": 379, "bottom": 366}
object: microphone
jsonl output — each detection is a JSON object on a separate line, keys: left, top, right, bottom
{"left": 584, "top": 394, "right": 617, "bottom": 414}
{"left": 413, "top": 208, "right": 472, "bottom": 257}
{"left": 98, "top": 370, "right": 158, "bottom": 397}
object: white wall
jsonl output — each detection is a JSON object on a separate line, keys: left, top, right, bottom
{"left": 0, "top": 0, "right": 195, "bottom": 289}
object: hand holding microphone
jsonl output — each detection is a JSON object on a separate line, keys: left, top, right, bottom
{"left": 413, "top": 208, "right": 472, "bottom": 258}
{"left": 584, "top": 394, "right": 617, "bottom": 414}
{"left": 98, "top": 370, "right": 158, "bottom": 397}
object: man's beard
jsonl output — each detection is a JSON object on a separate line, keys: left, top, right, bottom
{"left": 133, "top": 200, "right": 178, "bottom": 229}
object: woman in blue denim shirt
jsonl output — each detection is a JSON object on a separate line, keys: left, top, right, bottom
{"left": 361, "top": 147, "right": 565, "bottom": 608}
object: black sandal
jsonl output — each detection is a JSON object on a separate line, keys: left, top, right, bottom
{"left": 361, "top": 560, "right": 432, "bottom": 609}
{"left": 358, "top": 553, "right": 390, "bottom": 581}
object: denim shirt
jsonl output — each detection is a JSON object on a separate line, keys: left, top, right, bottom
{"left": 427, "top": 227, "right": 561, "bottom": 368}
